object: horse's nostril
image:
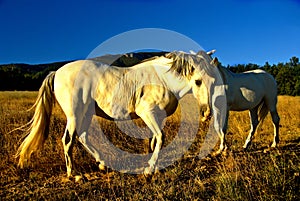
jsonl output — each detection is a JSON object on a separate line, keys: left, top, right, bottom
{"left": 199, "top": 105, "right": 207, "bottom": 115}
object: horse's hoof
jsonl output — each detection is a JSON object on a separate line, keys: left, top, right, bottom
{"left": 243, "top": 145, "right": 249, "bottom": 150}
{"left": 75, "top": 174, "right": 88, "bottom": 183}
{"left": 222, "top": 150, "right": 228, "bottom": 157}
{"left": 243, "top": 141, "right": 252, "bottom": 150}
{"left": 270, "top": 143, "right": 277, "bottom": 148}
{"left": 97, "top": 161, "right": 106, "bottom": 171}
{"left": 211, "top": 151, "right": 221, "bottom": 157}
{"left": 264, "top": 146, "right": 279, "bottom": 154}
{"left": 211, "top": 149, "right": 228, "bottom": 157}
{"left": 263, "top": 148, "right": 271, "bottom": 153}
{"left": 75, "top": 175, "right": 83, "bottom": 183}
{"left": 61, "top": 176, "right": 72, "bottom": 183}
{"left": 99, "top": 163, "right": 106, "bottom": 171}
{"left": 144, "top": 166, "right": 154, "bottom": 176}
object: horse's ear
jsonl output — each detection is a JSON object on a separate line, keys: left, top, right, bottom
{"left": 207, "top": 49, "right": 216, "bottom": 56}
{"left": 210, "top": 57, "right": 219, "bottom": 67}
{"left": 196, "top": 50, "right": 205, "bottom": 55}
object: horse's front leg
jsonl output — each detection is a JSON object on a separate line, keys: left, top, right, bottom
{"left": 136, "top": 109, "right": 163, "bottom": 175}
{"left": 146, "top": 130, "right": 163, "bottom": 175}
{"left": 243, "top": 109, "right": 259, "bottom": 149}
{"left": 213, "top": 130, "right": 227, "bottom": 156}
{"left": 213, "top": 111, "right": 229, "bottom": 156}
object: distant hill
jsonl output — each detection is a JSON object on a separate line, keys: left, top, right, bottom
{"left": 0, "top": 52, "right": 299, "bottom": 95}
{"left": 0, "top": 61, "right": 71, "bottom": 91}
{"left": 0, "top": 52, "right": 167, "bottom": 91}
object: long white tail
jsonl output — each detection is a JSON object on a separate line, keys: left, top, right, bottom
{"left": 15, "top": 71, "right": 56, "bottom": 167}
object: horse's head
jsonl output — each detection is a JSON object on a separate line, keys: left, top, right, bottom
{"left": 191, "top": 77, "right": 210, "bottom": 121}
{"left": 194, "top": 51, "right": 220, "bottom": 121}
{"left": 191, "top": 51, "right": 219, "bottom": 122}
{"left": 167, "top": 50, "right": 221, "bottom": 122}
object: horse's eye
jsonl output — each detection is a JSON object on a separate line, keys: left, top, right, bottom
{"left": 195, "top": 80, "right": 202, "bottom": 86}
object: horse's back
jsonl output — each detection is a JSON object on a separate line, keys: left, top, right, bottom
{"left": 224, "top": 68, "right": 277, "bottom": 110}
{"left": 233, "top": 69, "right": 277, "bottom": 91}
{"left": 248, "top": 69, "right": 277, "bottom": 94}
{"left": 252, "top": 69, "right": 278, "bottom": 108}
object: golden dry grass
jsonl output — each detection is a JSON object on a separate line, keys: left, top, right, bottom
{"left": 0, "top": 91, "right": 299, "bottom": 200}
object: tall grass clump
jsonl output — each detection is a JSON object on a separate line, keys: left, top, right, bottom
{"left": 212, "top": 150, "right": 299, "bottom": 201}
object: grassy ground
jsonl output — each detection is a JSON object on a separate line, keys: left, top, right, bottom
{"left": 0, "top": 91, "right": 299, "bottom": 200}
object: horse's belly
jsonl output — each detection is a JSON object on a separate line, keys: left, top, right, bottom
{"left": 95, "top": 102, "right": 133, "bottom": 120}
{"left": 230, "top": 104, "right": 257, "bottom": 111}
{"left": 95, "top": 104, "right": 140, "bottom": 120}
{"left": 229, "top": 88, "right": 262, "bottom": 111}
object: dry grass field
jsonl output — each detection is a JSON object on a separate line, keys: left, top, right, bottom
{"left": 0, "top": 91, "right": 299, "bottom": 200}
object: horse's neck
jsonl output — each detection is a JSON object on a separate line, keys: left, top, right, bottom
{"left": 151, "top": 57, "right": 192, "bottom": 98}
{"left": 157, "top": 66, "right": 191, "bottom": 98}
{"left": 111, "top": 57, "right": 192, "bottom": 98}
{"left": 218, "top": 66, "right": 234, "bottom": 83}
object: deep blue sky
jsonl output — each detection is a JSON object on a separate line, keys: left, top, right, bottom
{"left": 0, "top": 0, "right": 299, "bottom": 66}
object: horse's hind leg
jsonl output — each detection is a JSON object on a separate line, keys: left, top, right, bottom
{"left": 243, "top": 108, "right": 259, "bottom": 149}
{"left": 265, "top": 96, "right": 280, "bottom": 148}
{"left": 62, "top": 118, "right": 77, "bottom": 178}
{"left": 77, "top": 112, "right": 105, "bottom": 171}
{"left": 270, "top": 110, "right": 280, "bottom": 148}
{"left": 72, "top": 101, "right": 105, "bottom": 171}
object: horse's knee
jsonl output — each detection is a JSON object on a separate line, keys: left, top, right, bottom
{"left": 151, "top": 133, "right": 163, "bottom": 151}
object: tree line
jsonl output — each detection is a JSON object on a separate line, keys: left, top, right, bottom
{"left": 226, "top": 56, "right": 300, "bottom": 96}
{"left": 0, "top": 54, "right": 299, "bottom": 96}
{"left": 0, "top": 61, "right": 70, "bottom": 91}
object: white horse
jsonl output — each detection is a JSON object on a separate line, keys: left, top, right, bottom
{"left": 15, "top": 51, "right": 227, "bottom": 178}
{"left": 198, "top": 56, "right": 280, "bottom": 154}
